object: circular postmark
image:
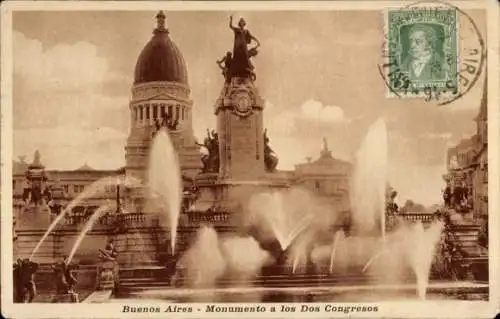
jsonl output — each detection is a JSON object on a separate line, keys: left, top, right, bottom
{"left": 378, "top": 0, "right": 485, "bottom": 105}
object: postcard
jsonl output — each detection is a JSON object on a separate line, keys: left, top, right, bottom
{"left": 1, "top": 1, "right": 499, "bottom": 318}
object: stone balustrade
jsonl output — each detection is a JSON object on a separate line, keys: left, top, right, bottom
{"left": 59, "top": 211, "right": 147, "bottom": 228}
{"left": 385, "top": 212, "right": 437, "bottom": 231}
{"left": 398, "top": 212, "right": 436, "bottom": 223}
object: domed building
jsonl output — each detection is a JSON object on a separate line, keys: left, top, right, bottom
{"left": 126, "top": 11, "right": 201, "bottom": 185}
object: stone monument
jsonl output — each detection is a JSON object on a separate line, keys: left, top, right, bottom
{"left": 192, "top": 15, "right": 286, "bottom": 241}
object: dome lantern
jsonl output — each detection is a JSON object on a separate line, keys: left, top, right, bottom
{"left": 154, "top": 10, "right": 168, "bottom": 35}
{"left": 134, "top": 11, "right": 188, "bottom": 85}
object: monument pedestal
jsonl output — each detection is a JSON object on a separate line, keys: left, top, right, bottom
{"left": 215, "top": 77, "right": 266, "bottom": 180}
{"left": 97, "top": 261, "right": 118, "bottom": 291}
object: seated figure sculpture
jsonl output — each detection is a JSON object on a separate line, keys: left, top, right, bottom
{"left": 98, "top": 239, "right": 119, "bottom": 291}
{"left": 263, "top": 129, "right": 279, "bottom": 172}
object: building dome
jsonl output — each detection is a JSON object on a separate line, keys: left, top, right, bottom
{"left": 134, "top": 11, "right": 188, "bottom": 85}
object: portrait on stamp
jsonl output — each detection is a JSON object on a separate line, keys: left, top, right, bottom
{"left": 400, "top": 23, "right": 448, "bottom": 82}
{"left": 387, "top": 9, "right": 459, "bottom": 92}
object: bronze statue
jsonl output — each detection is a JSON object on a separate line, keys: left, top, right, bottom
{"left": 228, "top": 16, "right": 260, "bottom": 80}
{"left": 217, "top": 52, "right": 233, "bottom": 83}
{"left": 97, "top": 240, "right": 119, "bottom": 292}
{"left": 152, "top": 113, "right": 180, "bottom": 137}
{"left": 263, "top": 129, "right": 278, "bottom": 172}
{"left": 197, "top": 129, "right": 220, "bottom": 173}
{"left": 52, "top": 258, "right": 78, "bottom": 295}
{"left": 13, "top": 258, "right": 39, "bottom": 303}
{"left": 99, "top": 239, "right": 118, "bottom": 261}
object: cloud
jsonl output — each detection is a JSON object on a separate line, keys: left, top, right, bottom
{"left": 300, "top": 99, "right": 346, "bottom": 123}
{"left": 13, "top": 31, "right": 126, "bottom": 91}
{"left": 14, "top": 91, "right": 130, "bottom": 130}
{"left": 14, "top": 126, "right": 127, "bottom": 170}
{"left": 12, "top": 31, "right": 131, "bottom": 167}
{"left": 263, "top": 101, "right": 296, "bottom": 135}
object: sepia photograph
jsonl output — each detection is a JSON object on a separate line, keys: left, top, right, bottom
{"left": 1, "top": 1, "right": 498, "bottom": 318}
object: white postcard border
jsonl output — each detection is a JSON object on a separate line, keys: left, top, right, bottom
{"left": 1, "top": 1, "right": 499, "bottom": 318}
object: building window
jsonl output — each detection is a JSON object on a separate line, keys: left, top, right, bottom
{"left": 73, "top": 185, "right": 79, "bottom": 193}
{"left": 64, "top": 185, "right": 69, "bottom": 193}
{"left": 176, "top": 105, "right": 180, "bottom": 120}
{"left": 146, "top": 104, "right": 150, "bottom": 120}
{"left": 153, "top": 104, "right": 158, "bottom": 119}
{"left": 161, "top": 104, "right": 166, "bottom": 117}
{"left": 315, "top": 181, "right": 320, "bottom": 191}
{"left": 168, "top": 105, "right": 173, "bottom": 117}
{"left": 139, "top": 105, "right": 143, "bottom": 120}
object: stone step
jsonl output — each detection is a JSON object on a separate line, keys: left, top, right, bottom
{"left": 121, "top": 280, "right": 389, "bottom": 291}
{"left": 118, "top": 274, "right": 413, "bottom": 291}
{"left": 82, "top": 290, "right": 113, "bottom": 303}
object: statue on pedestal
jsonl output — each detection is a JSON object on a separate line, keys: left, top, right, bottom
{"left": 98, "top": 240, "right": 119, "bottom": 291}
{"left": 152, "top": 113, "right": 180, "bottom": 138}
{"left": 197, "top": 129, "right": 220, "bottom": 173}
{"left": 52, "top": 257, "right": 79, "bottom": 302}
{"left": 220, "top": 15, "right": 260, "bottom": 81}
{"left": 263, "top": 129, "right": 279, "bottom": 172}
{"left": 13, "top": 258, "right": 38, "bottom": 303}
{"left": 22, "top": 150, "right": 52, "bottom": 207}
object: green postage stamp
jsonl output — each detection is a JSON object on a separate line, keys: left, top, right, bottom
{"left": 385, "top": 8, "right": 458, "bottom": 97}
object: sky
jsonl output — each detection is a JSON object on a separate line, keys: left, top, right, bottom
{"left": 12, "top": 10, "right": 486, "bottom": 206}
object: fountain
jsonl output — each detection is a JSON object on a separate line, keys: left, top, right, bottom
{"left": 329, "top": 230, "right": 345, "bottom": 274}
{"left": 406, "top": 221, "right": 445, "bottom": 300}
{"left": 67, "top": 204, "right": 116, "bottom": 264}
{"left": 350, "top": 118, "right": 388, "bottom": 237}
{"left": 173, "top": 227, "right": 226, "bottom": 288}
{"left": 248, "top": 190, "right": 315, "bottom": 252}
{"left": 29, "top": 176, "right": 141, "bottom": 260}
{"left": 30, "top": 177, "right": 125, "bottom": 259}
{"left": 360, "top": 220, "right": 445, "bottom": 299}
{"left": 148, "top": 129, "right": 183, "bottom": 255}
{"left": 220, "top": 236, "right": 272, "bottom": 280}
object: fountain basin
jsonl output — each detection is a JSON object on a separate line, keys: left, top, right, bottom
{"left": 115, "top": 281, "right": 488, "bottom": 302}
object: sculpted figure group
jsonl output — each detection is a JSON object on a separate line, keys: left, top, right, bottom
{"left": 98, "top": 239, "right": 119, "bottom": 292}
{"left": 197, "top": 129, "right": 220, "bottom": 173}
{"left": 217, "top": 15, "right": 260, "bottom": 82}
{"left": 52, "top": 257, "right": 78, "bottom": 297}
{"left": 13, "top": 258, "right": 39, "bottom": 303}
{"left": 152, "top": 113, "right": 179, "bottom": 138}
